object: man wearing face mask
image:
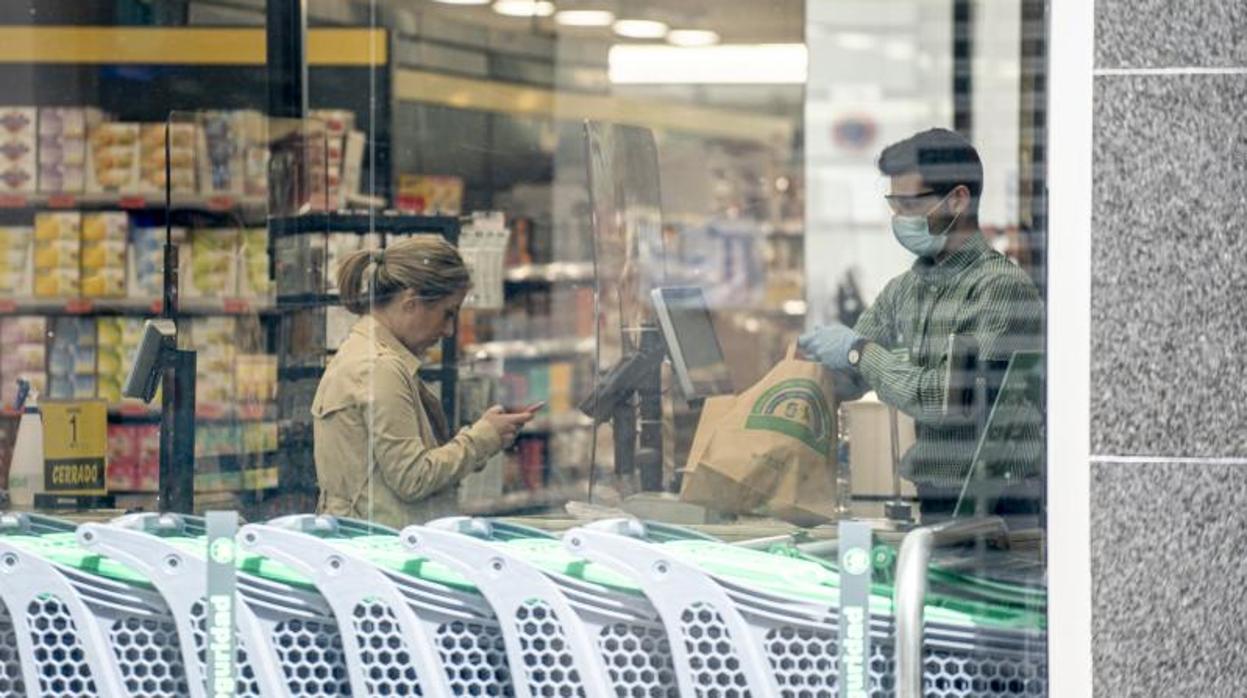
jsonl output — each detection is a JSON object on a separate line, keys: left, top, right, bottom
{"left": 800, "top": 128, "right": 1043, "bottom": 525}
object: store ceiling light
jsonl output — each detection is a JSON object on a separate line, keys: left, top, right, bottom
{"left": 613, "top": 18, "right": 669, "bottom": 39}
{"left": 555, "top": 9, "right": 616, "bottom": 26}
{"left": 493, "top": 0, "right": 556, "bottom": 17}
{"left": 666, "top": 29, "right": 720, "bottom": 47}
{"left": 609, "top": 44, "right": 807, "bottom": 84}
{"left": 433, "top": 0, "right": 491, "bottom": 5}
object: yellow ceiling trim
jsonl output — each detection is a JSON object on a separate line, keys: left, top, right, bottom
{"left": 308, "top": 28, "right": 388, "bottom": 66}
{"left": 0, "top": 27, "right": 387, "bottom": 66}
{"left": 394, "top": 68, "right": 793, "bottom": 144}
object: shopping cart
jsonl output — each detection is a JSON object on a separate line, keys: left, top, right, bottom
{"left": 238, "top": 514, "right": 519, "bottom": 697}
{"left": 562, "top": 518, "right": 1047, "bottom": 698}
{"left": 0, "top": 511, "right": 189, "bottom": 698}
{"left": 77, "top": 512, "right": 353, "bottom": 698}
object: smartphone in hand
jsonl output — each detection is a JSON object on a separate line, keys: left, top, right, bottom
{"left": 513, "top": 401, "right": 546, "bottom": 414}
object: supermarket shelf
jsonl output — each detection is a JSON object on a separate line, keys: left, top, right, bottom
{"left": 464, "top": 337, "right": 594, "bottom": 361}
{"left": 274, "top": 293, "right": 340, "bottom": 310}
{"left": 268, "top": 211, "right": 460, "bottom": 238}
{"left": 0, "top": 191, "right": 267, "bottom": 217}
{"left": 108, "top": 406, "right": 277, "bottom": 424}
{"left": 0, "top": 296, "right": 275, "bottom": 318}
{"left": 504, "top": 262, "right": 595, "bottom": 286}
{"left": 197, "top": 450, "right": 279, "bottom": 461}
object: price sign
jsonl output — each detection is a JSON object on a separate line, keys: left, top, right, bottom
{"left": 42, "top": 400, "right": 108, "bottom": 494}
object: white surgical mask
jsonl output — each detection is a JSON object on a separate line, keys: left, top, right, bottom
{"left": 891, "top": 191, "right": 961, "bottom": 258}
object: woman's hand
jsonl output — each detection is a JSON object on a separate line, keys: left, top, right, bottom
{"left": 479, "top": 405, "right": 537, "bottom": 448}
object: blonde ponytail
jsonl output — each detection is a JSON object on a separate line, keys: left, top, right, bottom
{"left": 337, "top": 236, "right": 470, "bottom": 315}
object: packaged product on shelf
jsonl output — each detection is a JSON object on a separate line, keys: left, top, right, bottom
{"left": 87, "top": 122, "right": 140, "bottom": 192}
{"left": 325, "top": 306, "right": 355, "bottom": 351}
{"left": 518, "top": 438, "right": 545, "bottom": 490}
{"left": 32, "top": 212, "right": 80, "bottom": 298}
{"left": 460, "top": 212, "right": 509, "bottom": 310}
{"left": 189, "top": 317, "right": 237, "bottom": 413}
{"left": 325, "top": 232, "right": 380, "bottom": 293}
{"left": 128, "top": 224, "right": 186, "bottom": 299}
{"left": 97, "top": 317, "right": 153, "bottom": 407}
{"left": 198, "top": 110, "right": 259, "bottom": 195}
{"left": 240, "top": 110, "right": 269, "bottom": 198}
{"left": 315, "top": 120, "right": 365, "bottom": 208}
{"left": 310, "top": 110, "right": 355, "bottom": 136}
{"left": 397, "top": 174, "right": 464, "bottom": 215}
{"left": 241, "top": 420, "right": 279, "bottom": 455}
{"left": 107, "top": 423, "right": 159, "bottom": 492}
{"left": 47, "top": 317, "right": 96, "bottom": 400}
{"left": 106, "top": 423, "right": 138, "bottom": 491}
{"left": 235, "top": 354, "right": 277, "bottom": 405}
{"left": 0, "top": 225, "right": 34, "bottom": 296}
{"left": 37, "top": 107, "right": 97, "bottom": 193}
{"left": 238, "top": 227, "right": 272, "bottom": 298}
{"left": 0, "top": 107, "right": 37, "bottom": 194}
{"left": 0, "top": 316, "right": 47, "bottom": 408}
{"left": 139, "top": 123, "right": 197, "bottom": 193}
{"left": 340, "top": 130, "right": 365, "bottom": 204}
{"left": 81, "top": 212, "right": 129, "bottom": 297}
{"left": 573, "top": 287, "right": 595, "bottom": 337}
{"left": 133, "top": 424, "right": 159, "bottom": 491}
{"left": 548, "top": 361, "right": 574, "bottom": 413}
{"left": 185, "top": 227, "right": 239, "bottom": 298}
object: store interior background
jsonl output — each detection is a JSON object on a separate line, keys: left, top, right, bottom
{"left": 0, "top": 0, "right": 1044, "bottom": 522}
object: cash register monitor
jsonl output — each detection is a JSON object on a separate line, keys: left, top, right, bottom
{"left": 651, "top": 287, "right": 734, "bottom": 400}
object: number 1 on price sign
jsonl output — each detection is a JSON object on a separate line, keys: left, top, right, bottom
{"left": 41, "top": 400, "right": 108, "bottom": 495}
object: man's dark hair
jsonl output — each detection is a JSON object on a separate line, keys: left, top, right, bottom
{"left": 878, "top": 128, "right": 983, "bottom": 214}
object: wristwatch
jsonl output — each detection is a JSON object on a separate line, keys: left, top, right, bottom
{"left": 847, "top": 338, "right": 870, "bottom": 369}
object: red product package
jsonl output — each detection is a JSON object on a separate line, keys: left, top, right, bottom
{"left": 107, "top": 424, "right": 138, "bottom": 491}
{"left": 134, "top": 424, "right": 160, "bottom": 492}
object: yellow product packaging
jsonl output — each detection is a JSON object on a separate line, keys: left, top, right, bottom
{"left": 81, "top": 241, "right": 127, "bottom": 269}
{"left": 87, "top": 123, "right": 140, "bottom": 192}
{"left": 33, "top": 239, "right": 79, "bottom": 269}
{"left": 81, "top": 212, "right": 128, "bottom": 243}
{"left": 34, "top": 212, "right": 80, "bottom": 241}
{"left": 0, "top": 225, "right": 33, "bottom": 295}
{"left": 239, "top": 228, "right": 271, "bottom": 297}
{"left": 33, "top": 269, "right": 79, "bottom": 298}
{"left": 186, "top": 227, "right": 239, "bottom": 297}
{"left": 139, "top": 123, "right": 197, "bottom": 193}
{"left": 81, "top": 269, "right": 126, "bottom": 298}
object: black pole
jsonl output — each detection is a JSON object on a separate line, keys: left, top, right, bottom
{"left": 267, "top": 0, "right": 308, "bottom": 119}
{"left": 637, "top": 325, "right": 664, "bottom": 492}
{"left": 159, "top": 348, "right": 197, "bottom": 514}
{"left": 158, "top": 112, "right": 195, "bottom": 513}
{"left": 612, "top": 401, "right": 635, "bottom": 481}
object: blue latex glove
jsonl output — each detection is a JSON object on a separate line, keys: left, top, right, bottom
{"left": 798, "top": 323, "right": 861, "bottom": 371}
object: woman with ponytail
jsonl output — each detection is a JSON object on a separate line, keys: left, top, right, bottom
{"left": 312, "top": 236, "right": 535, "bottom": 527}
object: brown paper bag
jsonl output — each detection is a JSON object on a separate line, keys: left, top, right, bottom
{"left": 679, "top": 344, "right": 839, "bottom": 526}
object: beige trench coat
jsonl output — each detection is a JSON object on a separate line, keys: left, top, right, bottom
{"left": 312, "top": 316, "right": 501, "bottom": 529}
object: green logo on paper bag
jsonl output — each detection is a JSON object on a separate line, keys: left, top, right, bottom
{"left": 744, "top": 379, "right": 832, "bottom": 456}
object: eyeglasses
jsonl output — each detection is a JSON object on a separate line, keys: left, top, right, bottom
{"left": 884, "top": 190, "right": 941, "bottom": 216}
